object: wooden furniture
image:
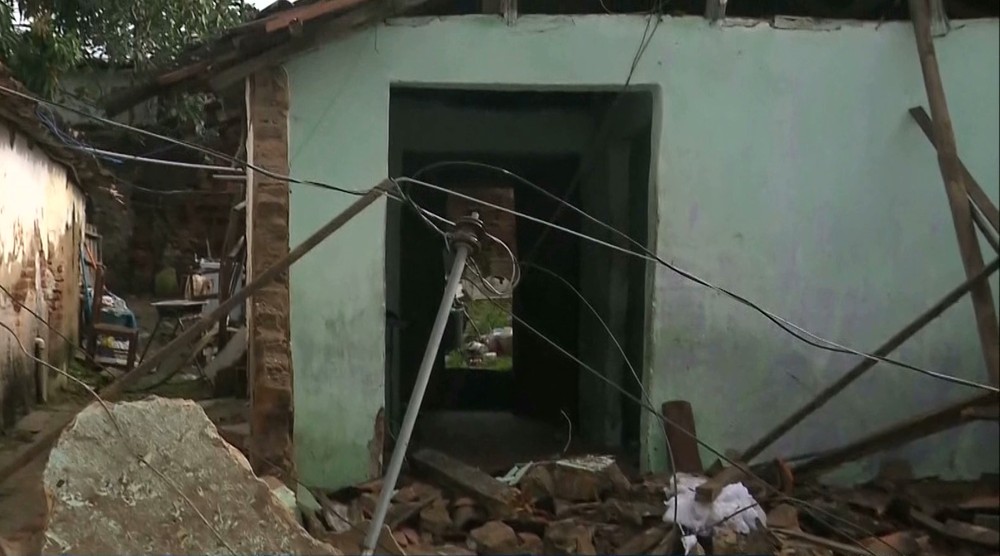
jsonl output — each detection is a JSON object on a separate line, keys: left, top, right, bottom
{"left": 137, "top": 299, "right": 210, "bottom": 367}
{"left": 86, "top": 265, "right": 139, "bottom": 372}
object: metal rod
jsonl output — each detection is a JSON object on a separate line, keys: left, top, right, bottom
{"left": 362, "top": 241, "right": 473, "bottom": 555}
{"left": 740, "top": 257, "right": 1000, "bottom": 463}
{"left": 0, "top": 181, "right": 389, "bottom": 485}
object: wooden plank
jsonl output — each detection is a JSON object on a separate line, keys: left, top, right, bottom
{"left": 0, "top": 183, "right": 389, "bottom": 485}
{"left": 209, "top": 0, "right": 429, "bottom": 92}
{"left": 909, "top": 106, "right": 999, "bottom": 233}
{"left": 740, "top": 257, "right": 1000, "bottom": 462}
{"left": 410, "top": 449, "right": 519, "bottom": 519}
{"left": 911, "top": 509, "right": 1000, "bottom": 548}
{"left": 661, "top": 400, "right": 704, "bottom": 474}
{"left": 264, "top": 0, "right": 370, "bottom": 33}
{"left": 907, "top": 2, "right": 1000, "bottom": 386}
{"left": 794, "top": 392, "right": 998, "bottom": 478}
{"left": 695, "top": 463, "right": 751, "bottom": 503}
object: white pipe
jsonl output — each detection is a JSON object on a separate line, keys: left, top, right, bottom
{"left": 361, "top": 244, "right": 471, "bottom": 555}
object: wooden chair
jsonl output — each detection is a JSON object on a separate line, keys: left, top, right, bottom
{"left": 86, "top": 265, "right": 138, "bottom": 372}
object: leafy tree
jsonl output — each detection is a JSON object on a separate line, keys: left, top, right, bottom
{"left": 1, "top": 0, "right": 252, "bottom": 98}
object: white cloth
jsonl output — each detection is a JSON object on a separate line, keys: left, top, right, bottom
{"left": 663, "top": 473, "right": 767, "bottom": 538}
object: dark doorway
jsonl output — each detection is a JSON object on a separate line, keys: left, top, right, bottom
{"left": 386, "top": 87, "right": 654, "bottom": 473}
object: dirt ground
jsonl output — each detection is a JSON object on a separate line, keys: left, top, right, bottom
{"left": 0, "top": 404, "right": 77, "bottom": 547}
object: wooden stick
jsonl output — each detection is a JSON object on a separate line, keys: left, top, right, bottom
{"left": 908, "top": 0, "right": 1000, "bottom": 386}
{"left": 661, "top": 400, "right": 704, "bottom": 474}
{"left": 0, "top": 182, "right": 388, "bottom": 485}
{"left": 909, "top": 106, "right": 1000, "bottom": 233}
{"left": 739, "top": 257, "right": 999, "bottom": 462}
{"left": 794, "top": 391, "right": 997, "bottom": 477}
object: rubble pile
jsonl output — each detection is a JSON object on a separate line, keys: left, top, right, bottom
{"left": 12, "top": 398, "right": 997, "bottom": 556}
{"left": 297, "top": 449, "right": 999, "bottom": 556}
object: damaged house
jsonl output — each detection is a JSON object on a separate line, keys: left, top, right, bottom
{"left": 99, "top": 0, "right": 999, "bottom": 500}
{"left": 0, "top": 67, "right": 112, "bottom": 429}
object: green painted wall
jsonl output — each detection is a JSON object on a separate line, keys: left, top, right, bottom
{"left": 286, "top": 15, "right": 1000, "bottom": 489}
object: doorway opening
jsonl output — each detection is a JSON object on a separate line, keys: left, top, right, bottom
{"left": 386, "top": 87, "right": 655, "bottom": 473}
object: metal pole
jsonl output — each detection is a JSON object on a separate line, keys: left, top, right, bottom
{"left": 362, "top": 213, "right": 483, "bottom": 555}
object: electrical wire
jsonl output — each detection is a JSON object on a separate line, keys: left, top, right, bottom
{"left": 461, "top": 279, "right": 890, "bottom": 556}
{"left": 65, "top": 145, "right": 245, "bottom": 172}
{"left": 0, "top": 83, "right": 370, "bottom": 197}
{"left": 469, "top": 259, "right": 680, "bottom": 526}
{"left": 4, "top": 83, "right": 993, "bottom": 393}
{"left": 119, "top": 181, "right": 238, "bottom": 195}
{"left": 389, "top": 178, "right": 521, "bottom": 294}
{"left": 409, "top": 1, "right": 664, "bottom": 263}
{"left": 393, "top": 175, "right": 999, "bottom": 394}
{"left": 8, "top": 94, "right": 992, "bottom": 394}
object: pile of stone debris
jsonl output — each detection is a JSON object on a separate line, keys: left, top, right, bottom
{"left": 7, "top": 397, "right": 998, "bottom": 556}
{"left": 298, "top": 448, "right": 999, "bottom": 556}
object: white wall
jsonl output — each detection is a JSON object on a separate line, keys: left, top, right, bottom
{"left": 0, "top": 120, "right": 87, "bottom": 428}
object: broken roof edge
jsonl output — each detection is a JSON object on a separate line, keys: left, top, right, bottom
{"left": 100, "top": 0, "right": 430, "bottom": 118}
{"left": 0, "top": 65, "right": 119, "bottom": 202}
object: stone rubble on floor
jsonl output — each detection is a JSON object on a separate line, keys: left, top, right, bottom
{"left": 6, "top": 395, "right": 998, "bottom": 556}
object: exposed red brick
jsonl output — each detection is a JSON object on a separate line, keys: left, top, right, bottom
{"left": 247, "top": 67, "right": 294, "bottom": 484}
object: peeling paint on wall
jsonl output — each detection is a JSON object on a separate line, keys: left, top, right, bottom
{"left": 0, "top": 119, "right": 86, "bottom": 429}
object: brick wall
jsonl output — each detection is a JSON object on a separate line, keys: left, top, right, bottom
{"left": 445, "top": 186, "right": 517, "bottom": 280}
{"left": 247, "top": 67, "right": 294, "bottom": 482}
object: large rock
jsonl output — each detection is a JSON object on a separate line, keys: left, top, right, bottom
{"left": 41, "top": 397, "right": 337, "bottom": 556}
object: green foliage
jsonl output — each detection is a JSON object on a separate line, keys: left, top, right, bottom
{"left": 464, "top": 298, "right": 511, "bottom": 335}
{"left": 1, "top": 0, "right": 251, "bottom": 99}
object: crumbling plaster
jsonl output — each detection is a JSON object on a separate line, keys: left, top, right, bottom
{"left": 0, "top": 119, "right": 86, "bottom": 429}
{"left": 285, "top": 14, "right": 1000, "bottom": 489}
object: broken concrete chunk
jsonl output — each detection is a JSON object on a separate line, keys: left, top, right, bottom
{"left": 550, "top": 455, "right": 629, "bottom": 502}
{"left": 614, "top": 525, "right": 669, "bottom": 555}
{"left": 519, "top": 465, "right": 555, "bottom": 503}
{"left": 543, "top": 519, "right": 597, "bottom": 555}
{"left": 420, "top": 498, "right": 454, "bottom": 537}
{"left": 395, "top": 481, "right": 442, "bottom": 504}
{"left": 324, "top": 521, "right": 404, "bottom": 555}
{"left": 41, "top": 397, "right": 338, "bottom": 556}
{"left": 412, "top": 449, "right": 519, "bottom": 518}
{"left": 452, "top": 502, "right": 485, "bottom": 531}
{"left": 468, "top": 521, "right": 519, "bottom": 555}
{"left": 516, "top": 532, "right": 544, "bottom": 555}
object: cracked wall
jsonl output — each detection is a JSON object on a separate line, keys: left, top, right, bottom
{"left": 0, "top": 119, "right": 86, "bottom": 429}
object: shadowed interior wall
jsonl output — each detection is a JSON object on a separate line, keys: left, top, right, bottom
{"left": 285, "top": 15, "right": 1000, "bottom": 489}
